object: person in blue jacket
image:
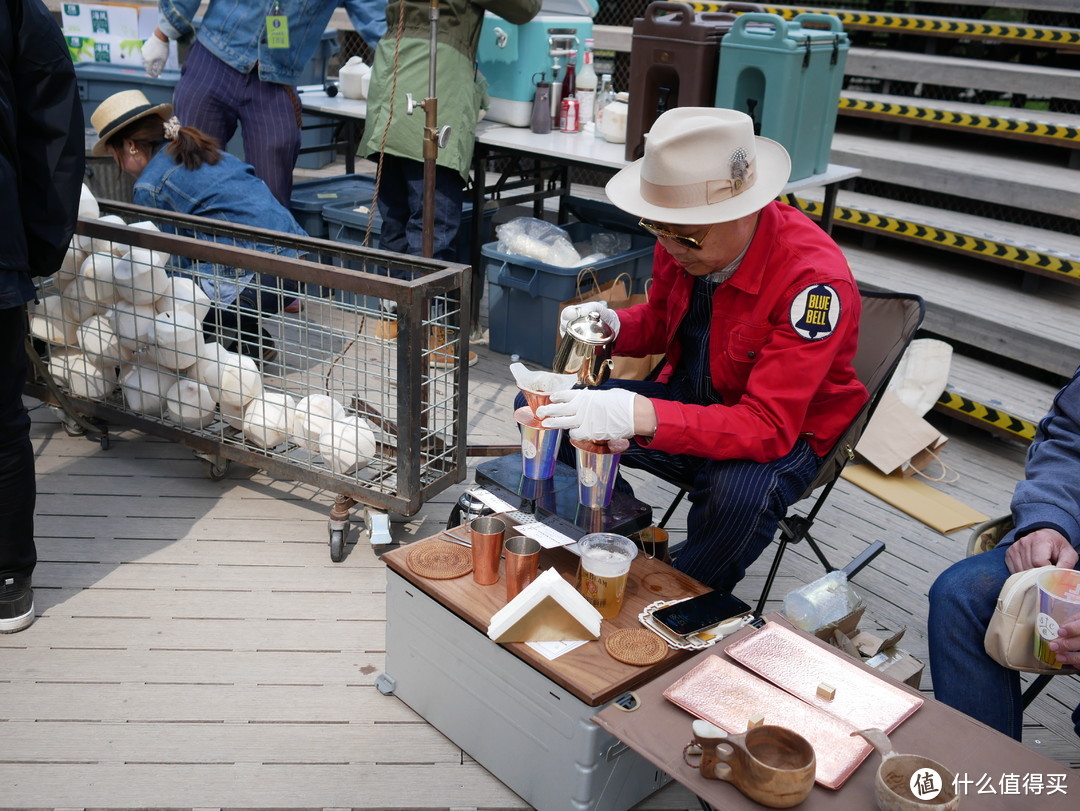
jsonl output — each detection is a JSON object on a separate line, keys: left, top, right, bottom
{"left": 143, "top": 0, "right": 386, "bottom": 206}
{"left": 0, "top": 0, "right": 84, "bottom": 633}
{"left": 91, "top": 90, "right": 310, "bottom": 362}
{"left": 928, "top": 364, "right": 1080, "bottom": 740}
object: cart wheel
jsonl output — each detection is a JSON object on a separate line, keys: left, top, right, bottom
{"left": 60, "top": 415, "right": 87, "bottom": 437}
{"left": 207, "top": 459, "right": 230, "bottom": 481}
{"left": 99, "top": 433, "right": 110, "bottom": 451}
{"left": 330, "top": 523, "right": 349, "bottom": 562}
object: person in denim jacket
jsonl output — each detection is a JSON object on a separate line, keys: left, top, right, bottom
{"left": 929, "top": 365, "right": 1080, "bottom": 741}
{"left": 91, "top": 90, "right": 308, "bottom": 362}
{"left": 143, "top": 0, "right": 386, "bottom": 206}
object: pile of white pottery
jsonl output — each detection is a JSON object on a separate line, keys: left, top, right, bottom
{"left": 31, "top": 186, "right": 378, "bottom": 475}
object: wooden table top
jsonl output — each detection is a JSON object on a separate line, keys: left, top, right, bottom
{"left": 383, "top": 531, "right": 711, "bottom": 706}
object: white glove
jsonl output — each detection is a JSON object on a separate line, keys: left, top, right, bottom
{"left": 536, "top": 388, "right": 637, "bottom": 442}
{"left": 142, "top": 34, "right": 169, "bottom": 79}
{"left": 559, "top": 300, "right": 621, "bottom": 338}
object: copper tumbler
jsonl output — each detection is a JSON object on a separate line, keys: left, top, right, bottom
{"left": 504, "top": 535, "right": 541, "bottom": 601}
{"left": 469, "top": 515, "right": 505, "bottom": 586}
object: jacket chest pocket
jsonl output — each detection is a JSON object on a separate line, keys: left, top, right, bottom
{"left": 724, "top": 326, "right": 769, "bottom": 366}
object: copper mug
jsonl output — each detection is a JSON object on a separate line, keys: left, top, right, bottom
{"left": 504, "top": 535, "right": 541, "bottom": 601}
{"left": 469, "top": 515, "right": 505, "bottom": 586}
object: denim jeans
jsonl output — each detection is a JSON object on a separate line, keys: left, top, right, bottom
{"left": 375, "top": 154, "right": 464, "bottom": 264}
{"left": 0, "top": 307, "right": 36, "bottom": 580}
{"left": 928, "top": 543, "right": 1080, "bottom": 740}
{"left": 515, "top": 378, "right": 821, "bottom": 595}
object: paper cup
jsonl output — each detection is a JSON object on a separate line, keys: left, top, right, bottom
{"left": 1034, "top": 568, "right": 1080, "bottom": 668}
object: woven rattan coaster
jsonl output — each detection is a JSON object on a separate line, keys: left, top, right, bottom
{"left": 406, "top": 540, "right": 472, "bottom": 580}
{"left": 605, "top": 628, "right": 669, "bottom": 667}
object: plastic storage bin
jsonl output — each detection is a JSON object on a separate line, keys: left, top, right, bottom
{"left": 714, "top": 13, "right": 849, "bottom": 180}
{"left": 484, "top": 221, "right": 654, "bottom": 366}
{"left": 289, "top": 174, "right": 378, "bottom": 237}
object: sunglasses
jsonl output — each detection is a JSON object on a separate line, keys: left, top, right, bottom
{"left": 638, "top": 219, "right": 712, "bottom": 250}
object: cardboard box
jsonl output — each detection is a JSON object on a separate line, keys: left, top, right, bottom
{"left": 61, "top": 3, "right": 141, "bottom": 39}
{"left": 825, "top": 617, "right": 925, "bottom": 690}
{"left": 66, "top": 34, "right": 142, "bottom": 65}
{"left": 810, "top": 605, "right": 865, "bottom": 642}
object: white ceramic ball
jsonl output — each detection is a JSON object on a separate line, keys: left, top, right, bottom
{"left": 78, "top": 251, "right": 119, "bottom": 306}
{"left": 111, "top": 300, "right": 157, "bottom": 352}
{"left": 148, "top": 310, "right": 201, "bottom": 370}
{"left": 164, "top": 379, "right": 217, "bottom": 428}
{"left": 156, "top": 276, "right": 211, "bottom": 324}
{"left": 56, "top": 245, "right": 87, "bottom": 287}
{"left": 318, "top": 415, "right": 377, "bottom": 475}
{"left": 59, "top": 278, "right": 100, "bottom": 325}
{"left": 291, "top": 394, "right": 347, "bottom": 450}
{"left": 113, "top": 247, "right": 168, "bottom": 306}
{"left": 30, "top": 295, "right": 78, "bottom": 346}
{"left": 121, "top": 364, "right": 173, "bottom": 415}
{"left": 89, "top": 213, "right": 128, "bottom": 256}
{"left": 242, "top": 390, "right": 296, "bottom": 449}
{"left": 191, "top": 340, "right": 232, "bottom": 401}
{"left": 219, "top": 401, "right": 245, "bottom": 431}
{"left": 216, "top": 351, "right": 263, "bottom": 409}
{"left": 66, "top": 355, "right": 115, "bottom": 400}
{"left": 78, "top": 183, "right": 100, "bottom": 220}
{"left": 77, "top": 313, "right": 122, "bottom": 366}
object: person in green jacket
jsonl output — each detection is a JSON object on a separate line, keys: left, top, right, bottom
{"left": 360, "top": 0, "right": 540, "bottom": 362}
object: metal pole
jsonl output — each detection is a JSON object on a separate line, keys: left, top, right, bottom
{"left": 421, "top": 0, "right": 440, "bottom": 259}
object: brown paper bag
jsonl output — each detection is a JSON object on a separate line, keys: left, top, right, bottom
{"left": 610, "top": 279, "right": 665, "bottom": 381}
{"left": 855, "top": 391, "right": 949, "bottom": 478}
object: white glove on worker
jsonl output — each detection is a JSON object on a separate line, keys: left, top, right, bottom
{"left": 537, "top": 388, "right": 637, "bottom": 442}
{"left": 559, "top": 300, "right": 620, "bottom": 339}
{"left": 142, "top": 32, "right": 170, "bottom": 79}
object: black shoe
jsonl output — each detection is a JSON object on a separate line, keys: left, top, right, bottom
{"left": 235, "top": 329, "right": 278, "bottom": 366}
{"left": 0, "top": 576, "right": 34, "bottom": 633}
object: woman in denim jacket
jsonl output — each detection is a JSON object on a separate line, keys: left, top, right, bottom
{"left": 91, "top": 90, "right": 306, "bottom": 362}
{"left": 143, "top": 0, "right": 386, "bottom": 206}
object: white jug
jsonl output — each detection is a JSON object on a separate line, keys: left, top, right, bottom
{"left": 600, "top": 92, "right": 630, "bottom": 144}
{"left": 338, "top": 56, "right": 371, "bottom": 100}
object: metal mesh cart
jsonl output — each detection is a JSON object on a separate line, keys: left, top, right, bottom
{"left": 25, "top": 201, "right": 472, "bottom": 561}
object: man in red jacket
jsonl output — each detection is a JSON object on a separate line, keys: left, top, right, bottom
{"left": 538, "top": 107, "right": 866, "bottom": 594}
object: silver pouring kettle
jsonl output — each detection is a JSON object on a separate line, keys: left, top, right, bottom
{"left": 552, "top": 310, "right": 616, "bottom": 388}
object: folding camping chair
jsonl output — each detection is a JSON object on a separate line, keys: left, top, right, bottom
{"left": 656, "top": 290, "right": 926, "bottom": 616}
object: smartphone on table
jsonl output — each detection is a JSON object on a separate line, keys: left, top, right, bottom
{"left": 651, "top": 590, "right": 753, "bottom": 637}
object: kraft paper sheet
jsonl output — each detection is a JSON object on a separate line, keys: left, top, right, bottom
{"left": 663, "top": 654, "right": 872, "bottom": 789}
{"left": 840, "top": 463, "right": 988, "bottom": 534}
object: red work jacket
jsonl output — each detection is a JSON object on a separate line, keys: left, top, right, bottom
{"left": 614, "top": 201, "right": 867, "bottom": 463}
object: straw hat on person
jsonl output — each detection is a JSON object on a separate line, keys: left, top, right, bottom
{"left": 90, "top": 90, "right": 173, "bottom": 157}
{"left": 605, "top": 107, "right": 791, "bottom": 225}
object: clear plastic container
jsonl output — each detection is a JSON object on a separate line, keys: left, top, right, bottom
{"left": 783, "top": 570, "right": 862, "bottom": 632}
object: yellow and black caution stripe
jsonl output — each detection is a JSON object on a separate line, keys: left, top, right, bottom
{"left": 779, "top": 194, "right": 1080, "bottom": 284}
{"left": 934, "top": 387, "right": 1037, "bottom": 444}
{"left": 690, "top": 4, "right": 1080, "bottom": 49}
{"left": 838, "top": 96, "right": 1080, "bottom": 146}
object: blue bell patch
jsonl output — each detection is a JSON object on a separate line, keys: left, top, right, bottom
{"left": 790, "top": 283, "right": 840, "bottom": 340}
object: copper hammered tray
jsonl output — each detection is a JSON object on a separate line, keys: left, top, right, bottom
{"left": 663, "top": 654, "right": 871, "bottom": 789}
{"left": 724, "top": 621, "right": 923, "bottom": 733}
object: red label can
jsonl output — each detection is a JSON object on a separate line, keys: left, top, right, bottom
{"left": 560, "top": 97, "right": 580, "bottom": 133}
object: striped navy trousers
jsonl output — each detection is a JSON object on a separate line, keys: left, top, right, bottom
{"left": 173, "top": 42, "right": 302, "bottom": 207}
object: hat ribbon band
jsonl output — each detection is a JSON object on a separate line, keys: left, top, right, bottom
{"left": 639, "top": 163, "right": 758, "bottom": 209}
{"left": 99, "top": 104, "right": 157, "bottom": 139}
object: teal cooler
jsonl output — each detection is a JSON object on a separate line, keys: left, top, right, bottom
{"left": 714, "top": 13, "right": 848, "bottom": 181}
{"left": 478, "top": 0, "right": 597, "bottom": 127}
{"left": 484, "top": 222, "right": 654, "bottom": 366}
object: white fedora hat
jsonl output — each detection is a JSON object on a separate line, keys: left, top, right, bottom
{"left": 605, "top": 107, "right": 791, "bottom": 225}
{"left": 90, "top": 90, "right": 173, "bottom": 157}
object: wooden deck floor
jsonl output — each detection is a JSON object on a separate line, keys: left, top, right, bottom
{"left": 4, "top": 320, "right": 1079, "bottom": 809}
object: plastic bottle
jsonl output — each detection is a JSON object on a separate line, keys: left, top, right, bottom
{"left": 576, "top": 39, "right": 598, "bottom": 128}
{"left": 593, "top": 73, "right": 614, "bottom": 140}
{"left": 783, "top": 570, "right": 862, "bottom": 632}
